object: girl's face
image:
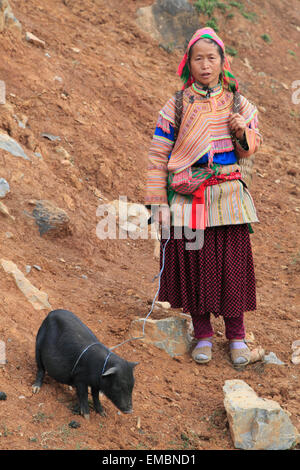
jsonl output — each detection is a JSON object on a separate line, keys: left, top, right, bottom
{"left": 189, "top": 39, "right": 223, "bottom": 88}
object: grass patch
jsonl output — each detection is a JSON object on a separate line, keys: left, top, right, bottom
{"left": 225, "top": 45, "right": 238, "bottom": 56}
{"left": 205, "top": 17, "right": 219, "bottom": 31}
{"left": 242, "top": 10, "right": 257, "bottom": 21}
{"left": 194, "top": 0, "right": 259, "bottom": 33}
{"left": 261, "top": 33, "right": 272, "bottom": 43}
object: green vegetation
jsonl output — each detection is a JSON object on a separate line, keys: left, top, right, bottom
{"left": 194, "top": 0, "right": 228, "bottom": 17}
{"left": 205, "top": 17, "right": 219, "bottom": 32}
{"left": 261, "top": 33, "right": 272, "bottom": 43}
{"left": 194, "top": 0, "right": 259, "bottom": 34}
{"left": 225, "top": 45, "right": 238, "bottom": 56}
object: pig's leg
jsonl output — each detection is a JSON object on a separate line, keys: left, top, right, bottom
{"left": 75, "top": 382, "right": 90, "bottom": 419}
{"left": 91, "top": 387, "right": 106, "bottom": 417}
{"left": 32, "top": 351, "right": 45, "bottom": 393}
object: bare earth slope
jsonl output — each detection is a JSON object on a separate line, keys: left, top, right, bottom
{"left": 0, "top": 0, "right": 299, "bottom": 450}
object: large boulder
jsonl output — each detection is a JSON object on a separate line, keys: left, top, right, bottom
{"left": 223, "top": 379, "right": 299, "bottom": 450}
{"left": 31, "top": 200, "right": 71, "bottom": 237}
{"left": 130, "top": 316, "right": 192, "bottom": 357}
{"left": 136, "top": 0, "right": 200, "bottom": 50}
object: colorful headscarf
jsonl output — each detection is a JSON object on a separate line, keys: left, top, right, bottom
{"left": 177, "top": 27, "right": 239, "bottom": 92}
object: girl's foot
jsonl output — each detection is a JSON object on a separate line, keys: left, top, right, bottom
{"left": 229, "top": 340, "right": 251, "bottom": 366}
{"left": 192, "top": 338, "right": 213, "bottom": 364}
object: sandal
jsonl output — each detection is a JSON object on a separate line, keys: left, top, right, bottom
{"left": 192, "top": 339, "right": 212, "bottom": 364}
{"left": 229, "top": 340, "right": 251, "bottom": 366}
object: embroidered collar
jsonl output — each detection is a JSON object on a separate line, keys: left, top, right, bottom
{"left": 192, "top": 81, "right": 223, "bottom": 98}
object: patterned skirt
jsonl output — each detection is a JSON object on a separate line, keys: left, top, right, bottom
{"left": 158, "top": 224, "right": 256, "bottom": 318}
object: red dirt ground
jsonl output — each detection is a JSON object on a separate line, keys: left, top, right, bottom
{"left": 0, "top": 0, "right": 299, "bottom": 451}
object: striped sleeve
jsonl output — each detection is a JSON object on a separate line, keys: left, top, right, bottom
{"left": 145, "top": 123, "right": 175, "bottom": 206}
{"left": 235, "top": 95, "right": 262, "bottom": 158}
{"left": 145, "top": 96, "right": 176, "bottom": 206}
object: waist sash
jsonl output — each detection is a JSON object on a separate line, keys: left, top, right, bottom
{"left": 168, "top": 165, "right": 242, "bottom": 230}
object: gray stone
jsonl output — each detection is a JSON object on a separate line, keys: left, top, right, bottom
{"left": 136, "top": 0, "right": 200, "bottom": 50}
{"left": 41, "top": 133, "right": 61, "bottom": 142}
{"left": 130, "top": 316, "right": 191, "bottom": 357}
{"left": 0, "top": 178, "right": 10, "bottom": 198}
{"left": 223, "top": 379, "right": 298, "bottom": 450}
{"left": 0, "top": 133, "right": 30, "bottom": 160}
{"left": 264, "top": 351, "right": 285, "bottom": 365}
{"left": 32, "top": 199, "right": 70, "bottom": 236}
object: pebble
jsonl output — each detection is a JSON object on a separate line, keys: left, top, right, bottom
{"left": 0, "top": 391, "right": 7, "bottom": 400}
{"left": 68, "top": 421, "right": 81, "bottom": 429}
{"left": 25, "top": 32, "right": 46, "bottom": 48}
{"left": 0, "top": 178, "right": 10, "bottom": 198}
{"left": 264, "top": 351, "right": 285, "bottom": 365}
{"left": 41, "top": 133, "right": 61, "bottom": 142}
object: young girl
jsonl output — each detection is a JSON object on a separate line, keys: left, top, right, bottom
{"left": 145, "top": 28, "right": 262, "bottom": 366}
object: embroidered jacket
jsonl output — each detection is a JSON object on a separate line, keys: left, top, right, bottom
{"left": 145, "top": 83, "right": 262, "bottom": 228}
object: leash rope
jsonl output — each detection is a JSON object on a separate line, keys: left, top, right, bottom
{"left": 71, "top": 224, "right": 171, "bottom": 377}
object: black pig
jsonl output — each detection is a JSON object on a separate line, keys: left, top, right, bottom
{"left": 32, "top": 309, "right": 138, "bottom": 419}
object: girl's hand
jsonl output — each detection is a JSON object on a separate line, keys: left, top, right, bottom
{"left": 229, "top": 113, "right": 247, "bottom": 140}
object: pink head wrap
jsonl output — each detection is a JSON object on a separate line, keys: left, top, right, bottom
{"left": 177, "top": 27, "right": 239, "bottom": 92}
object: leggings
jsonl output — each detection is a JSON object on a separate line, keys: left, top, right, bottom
{"left": 193, "top": 313, "right": 245, "bottom": 340}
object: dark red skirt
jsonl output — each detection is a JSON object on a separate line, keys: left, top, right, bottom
{"left": 158, "top": 224, "right": 256, "bottom": 318}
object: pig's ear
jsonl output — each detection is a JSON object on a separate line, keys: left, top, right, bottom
{"left": 102, "top": 366, "right": 117, "bottom": 377}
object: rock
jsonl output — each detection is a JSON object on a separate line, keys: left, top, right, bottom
{"left": 155, "top": 301, "right": 171, "bottom": 309}
{"left": 25, "top": 31, "right": 46, "bottom": 48}
{"left": 0, "top": 200, "right": 14, "bottom": 220}
{"left": 0, "top": 178, "right": 10, "bottom": 198}
{"left": 223, "top": 379, "right": 298, "bottom": 450}
{"left": 292, "top": 340, "right": 300, "bottom": 350}
{"left": 55, "top": 146, "right": 71, "bottom": 160}
{"left": 136, "top": 0, "right": 199, "bottom": 50}
{"left": 264, "top": 351, "right": 285, "bottom": 365}
{"left": 68, "top": 420, "right": 81, "bottom": 429}
{"left": 0, "top": 80, "right": 5, "bottom": 104}
{"left": 0, "top": 391, "right": 7, "bottom": 400}
{"left": 1, "top": 259, "right": 52, "bottom": 310}
{"left": 41, "top": 133, "right": 61, "bottom": 142}
{"left": 291, "top": 341, "right": 300, "bottom": 364}
{"left": 0, "top": 132, "right": 30, "bottom": 160}
{"left": 0, "top": 340, "right": 6, "bottom": 365}
{"left": 0, "top": 0, "right": 22, "bottom": 33}
{"left": 291, "top": 354, "right": 300, "bottom": 365}
{"left": 130, "top": 316, "right": 191, "bottom": 357}
{"left": 31, "top": 199, "right": 71, "bottom": 236}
